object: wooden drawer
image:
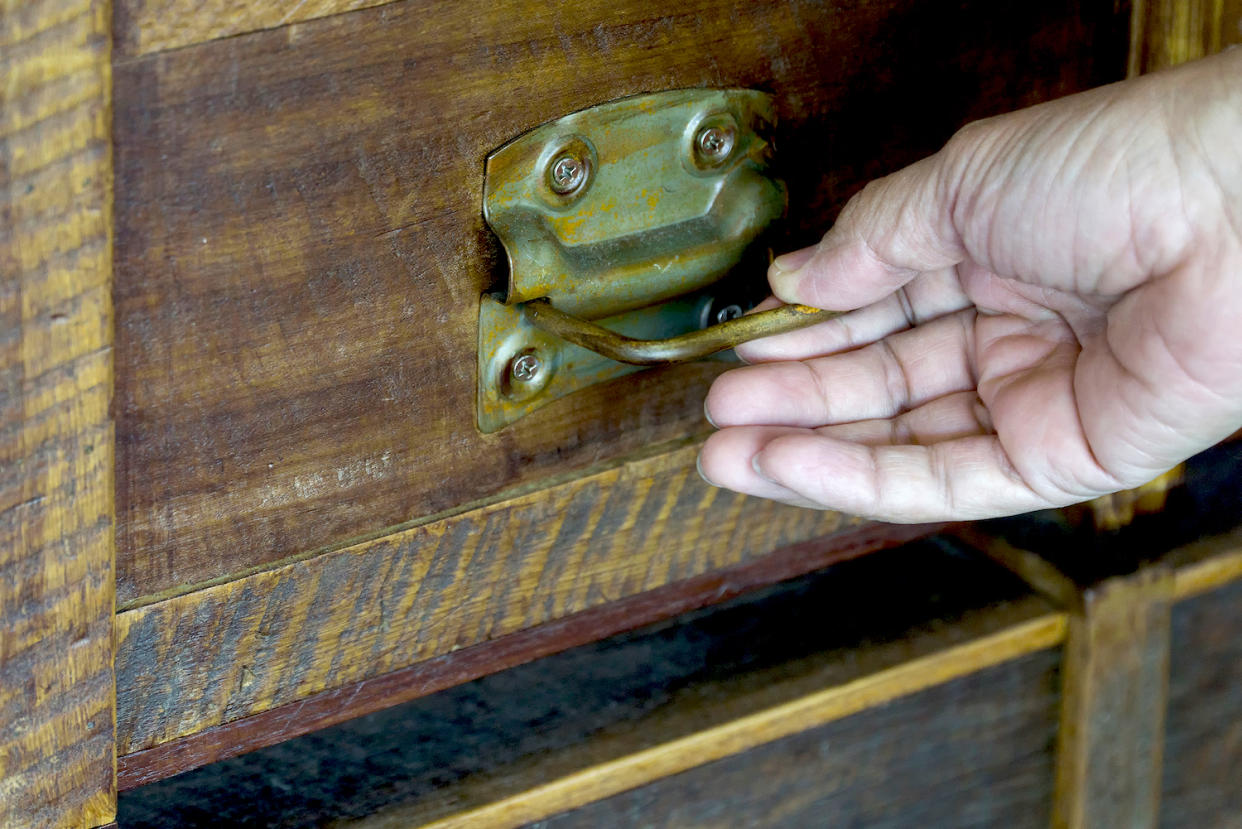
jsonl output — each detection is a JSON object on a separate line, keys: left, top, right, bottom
{"left": 4, "top": 0, "right": 1240, "bottom": 826}
{"left": 107, "top": 0, "right": 1127, "bottom": 781}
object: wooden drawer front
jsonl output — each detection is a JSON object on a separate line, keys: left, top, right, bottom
{"left": 111, "top": 0, "right": 1129, "bottom": 605}
{"left": 538, "top": 652, "right": 1060, "bottom": 829}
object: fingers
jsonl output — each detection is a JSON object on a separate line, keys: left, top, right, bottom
{"left": 696, "top": 426, "right": 825, "bottom": 509}
{"left": 735, "top": 267, "right": 970, "bottom": 364}
{"left": 701, "top": 428, "right": 1051, "bottom": 523}
{"left": 768, "top": 153, "right": 967, "bottom": 311}
{"left": 815, "top": 391, "right": 993, "bottom": 446}
{"left": 706, "top": 309, "right": 977, "bottom": 429}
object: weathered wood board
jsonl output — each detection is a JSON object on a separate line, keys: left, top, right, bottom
{"left": 112, "top": 0, "right": 1131, "bottom": 604}
{"left": 112, "top": 443, "right": 945, "bottom": 758}
{"left": 0, "top": 0, "right": 116, "bottom": 825}
{"left": 1161, "top": 577, "right": 1242, "bottom": 826}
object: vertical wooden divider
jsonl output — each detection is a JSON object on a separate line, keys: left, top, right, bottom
{"left": 0, "top": 0, "right": 117, "bottom": 826}
{"left": 1051, "top": 569, "right": 1173, "bottom": 829}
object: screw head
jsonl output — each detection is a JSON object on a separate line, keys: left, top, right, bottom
{"left": 695, "top": 125, "right": 735, "bottom": 164}
{"left": 548, "top": 153, "right": 587, "bottom": 195}
{"left": 714, "top": 304, "right": 744, "bottom": 324}
{"left": 508, "top": 351, "right": 542, "bottom": 383}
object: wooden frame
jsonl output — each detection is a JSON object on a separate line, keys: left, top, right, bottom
{"left": 2, "top": 2, "right": 1239, "bottom": 827}
{"left": 0, "top": 0, "right": 116, "bottom": 826}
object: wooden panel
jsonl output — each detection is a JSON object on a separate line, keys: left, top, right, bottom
{"left": 112, "top": 0, "right": 1131, "bottom": 604}
{"left": 0, "top": 0, "right": 117, "bottom": 825}
{"left": 114, "top": 537, "right": 1055, "bottom": 824}
{"left": 116, "top": 514, "right": 942, "bottom": 789}
{"left": 113, "top": 444, "right": 948, "bottom": 757}
{"left": 382, "top": 615, "right": 1065, "bottom": 829}
{"left": 1161, "top": 577, "right": 1242, "bottom": 827}
{"left": 113, "top": 0, "right": 395, "bottom": 57}
{"left": 534, "top": 650, "right": 1062, "bottom": 829}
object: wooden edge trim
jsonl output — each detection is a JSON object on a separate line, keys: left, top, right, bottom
{"left": 114, "top": 0, "right": 402, "bottom": 58}
{"left": 1172, "top": 543, "right": 1242, "bottom": 600}
{"left": 405, "top": 612, "right": 1068, "bottom": 829}
{"left": 1, "top": 0, "right": 117, "bottom": 825}
{"left": 116, "top": 520, "right": 942, "bottom": 790}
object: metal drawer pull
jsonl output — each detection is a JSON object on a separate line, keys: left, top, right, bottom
{"left": 523, "top": 300, "right": 838, "bottom": 366}
{"left": 477, "top": 88, "right": 805, "bottom": 432}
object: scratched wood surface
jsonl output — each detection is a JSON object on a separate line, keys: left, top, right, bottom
{"left": 114, "top": 537, "right": 1057, "bottom": 826}
{"left": 528, "top": 650, "right": 1062, "bottom": 829}
{"left": 111, "top": 0, "right": 1131, "bottom": 604}
{"left": 0, "top": 0, "right": 116, "bottom": 826}
{"left": 114, "top": 444, "right": 942, "bottom": 757}
{"left": 352, "top": 607, "right": 1065, "bottom": 828}
{"left": 1161, "top": 577, "right": 1242, "bottom": 826}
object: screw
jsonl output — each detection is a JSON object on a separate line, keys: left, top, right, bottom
{"left": 715, "top": 304, "right": 744, "bottom": 324}
{"left": 508, "top": 351, "right": 542, "bottom": 383}
{"left": 695, "top": 125, "right": 735, "bottom": 163}
{"left": 549, "top": 153, "right": 587, "bottom": 195}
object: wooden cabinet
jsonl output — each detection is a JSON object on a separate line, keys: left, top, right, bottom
{"left": 2, "top": 1, "right": 1240, "bottom": 826}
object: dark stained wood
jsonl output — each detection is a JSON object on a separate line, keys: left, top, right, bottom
{"left": 1161, "top": 577, "right": 1242, "bottom": 826}
{"left": 0, "top": 0, "right": 117, "bottom": 825}
{"left": 115, "top": 536, "right": 1055, "bottom": 823}
{"left": 114, "top": 440, "right": 944, "bottom": 768}
{"left": 111, "top": 0, "right": 1132, "bottom": 604}
{"left": 1053, "top": 568, "right": 1173, "bottom": 829}
{"left": 534, "top": 651, "right": 1061, "bottom": 829}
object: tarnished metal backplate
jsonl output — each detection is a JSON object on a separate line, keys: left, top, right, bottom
{"left": 478, "top": 88, "right": 784, "bottom": 432}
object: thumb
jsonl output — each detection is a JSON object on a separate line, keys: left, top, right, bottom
{"left": 770, "top": 151, "right": 967, "bottom": 311}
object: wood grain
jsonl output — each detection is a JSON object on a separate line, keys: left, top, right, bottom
{"left": 1161, "top": 577, "right": 1242, "bottom": 826}
{"left": 1053, "top": 568, "right": 1173, "bottom": 829}
{"left": 0, "top": 0, "right": 116, "bottom": 825}
{"left": 112, "top": 0, "right": 397, "bottom": 57}
{"left": 1130, "top": 0, "right": 1242, "bottom": 75}
{"left": 113, "top": 443, "right": 946, "bottom": 757}
{"left": 111, "top": 0, "right": 1131, "bottom": 604}
{"left": 350, "top": 610, "right": 1066, "bottom": 828}
{"left": 116, "top": 517, "right": 943, "bottom": 789}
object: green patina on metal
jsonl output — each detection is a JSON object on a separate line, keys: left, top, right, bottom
{"left": 477, "top": 88, "right": 798, "bottom": 433}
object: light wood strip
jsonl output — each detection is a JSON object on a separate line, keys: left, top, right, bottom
{"left": 1170, "top": 525, "right": 1242, "bottom": 600}
{"left": 113, "top": 0, "right": 398, "bottom": 57}
{"left": 0, "top": 0, "right": 116, "bottom": 826}
{"left": 347, "top": 609, "right": 1067, "bottom": 829}
{"left": 113, "top": 443, "right": 918, "bottom": 756}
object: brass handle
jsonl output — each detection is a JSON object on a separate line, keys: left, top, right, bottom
{"left": 524, "top": 299, "right": 840, "bottom": 366}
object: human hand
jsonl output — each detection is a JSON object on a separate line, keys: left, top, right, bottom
{"left": 699, "top": 49, "right": 1242, "bottom": 523}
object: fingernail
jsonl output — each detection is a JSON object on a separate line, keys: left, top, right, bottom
{"left": 696, "top": 453, "right": 717, "bottom": 487}
{"left": 770, "top": 246, "right": 816, "bottom": 276}
{"left": 703, "top": 399, "right": 718, "bottom": 428}
{"left": 751, "top": 453, "right": 775, "bottom": 483}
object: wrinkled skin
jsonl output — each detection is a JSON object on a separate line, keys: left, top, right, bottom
{"left": 699, "top": 49, "right": 1242, "bottom": 523}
